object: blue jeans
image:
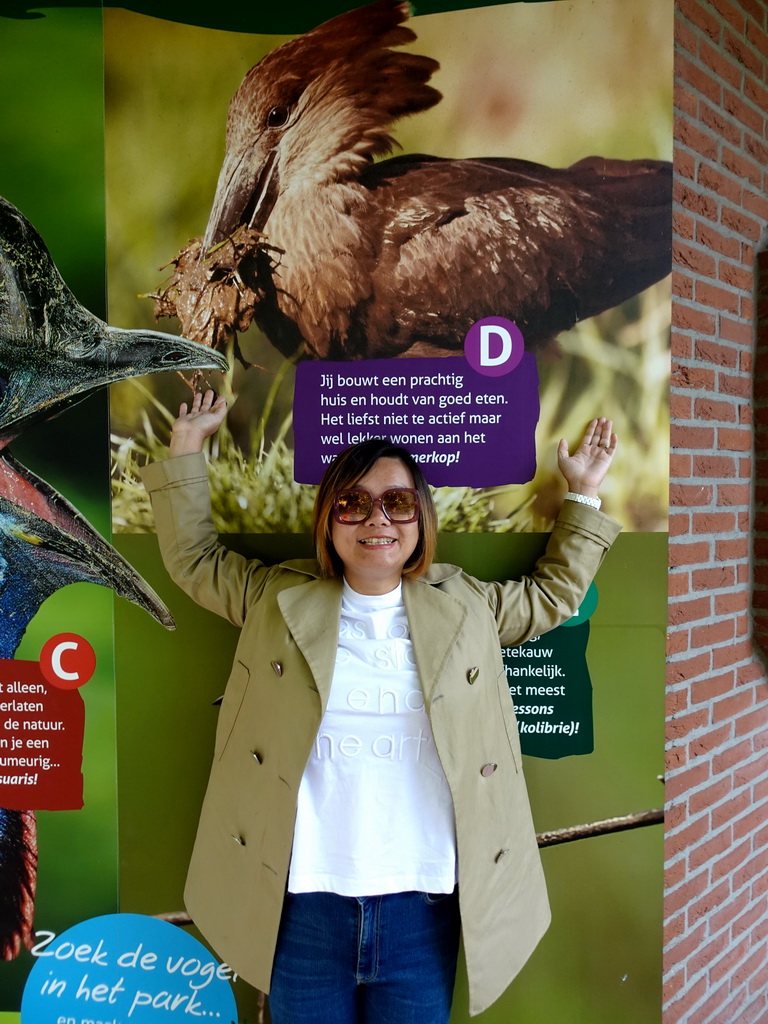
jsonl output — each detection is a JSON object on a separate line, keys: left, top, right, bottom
{"left": 269, "top": 889, "right": 461, "bottom": 1024}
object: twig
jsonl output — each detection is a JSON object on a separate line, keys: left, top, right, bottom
{"left": 536, "top": 807, "right": 663, "bottom": 848}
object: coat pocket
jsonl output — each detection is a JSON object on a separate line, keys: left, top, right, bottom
{"left": 215, "top": 660, "right": 250, "bottom": 760}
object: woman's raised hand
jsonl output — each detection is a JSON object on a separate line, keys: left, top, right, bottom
{"left": 169, "top": 389, "right": 228, "bottom": 457}
{"left": 556, "top": 417, "right": 618, "bottom": 498}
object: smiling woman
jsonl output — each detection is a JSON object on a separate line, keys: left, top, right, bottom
{"left": 141, "top": 390, "right": 622, "bottom": 1022}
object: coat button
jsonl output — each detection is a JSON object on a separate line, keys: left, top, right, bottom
{"left": 250, "top": 749, "right": 263, "bottom": 764}
{"left": 467, "top": 667, "right": 479, "bottom": 685}
{"left": 271, "top": 661, "right": 283, "bottom": 676}
{"left": 230, "top": 834, "right": 246, "bottom": 846}
{"left": 480, "top": 763, "right": 498, "bottom": 777}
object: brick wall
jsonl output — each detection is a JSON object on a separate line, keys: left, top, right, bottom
{"left": 666, "top": 1, "right": 768, "bottom": 1022}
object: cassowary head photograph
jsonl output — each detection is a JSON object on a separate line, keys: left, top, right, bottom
{"left": 106, "top": 0, "right": 672, "bottom": 534}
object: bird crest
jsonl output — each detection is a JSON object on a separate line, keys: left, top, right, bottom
{"left": 206, "top": 0, "right": 440, "bottom": 244}
{"left": 232, "top": 0, "right": 439, "bottom": 169}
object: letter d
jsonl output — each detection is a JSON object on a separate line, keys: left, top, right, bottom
{"left": 480, "top": 325, "right": 513, "bottom": 367}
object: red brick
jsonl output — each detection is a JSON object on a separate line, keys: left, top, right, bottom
{"left": 744, "top": 189, "right": 768, "bottom": 221}
{"left": 689, "top": 726, "right": 732, "bottom": 760}
{"left": 693, "top": 455, "right": 737, "bottom": 477}
{"left": 723, "top": 29, "right": 762, "bottom": 78}
{"left": 676, "top": 236, "right": 718, "bottom": 275}
{"left": 667, "top": 811, "right": 711, "bottom": 861}
{"left": 668, "top": 632, "right": 690, "bottom": 659}
{"left": 676, "top": 182, "right": 720, "bottom": 223}
{"left": 691, "top": 511, "right": 736, "bottom": 532}
{"left": 734, "top": 848, "right": 768, "bottom": 889}
{"left": 666, "top": 867, "right": 711, "bottom": 916}
{"left": 663, "top": 968, "right": 687, "bottom": 1008}
{"left": 674, "top": 425, "right": 716, "bottom": 448}
{"left": 745, "top": 8, "right": 768, "bottom": 52}
{"left": 733, "top": 898, "right": 768, "bottom": 940}
{"left": 698, "top": 162, "right": 744, "bottom": 205}
{"left": 713, "top": 740, "right": 754, "bottom": 776}
{"left": 719, "top": 316, "right": 753, "bottom": 345}
{"left": 677, "top": 52, "right": 724, "bottom": 107}
{"left": 696, "top": 222, "right": 741, "bottom": 260}
{"left": 735, "top": 708, "right": 768, "bottom": 738}
{"left": 718, "top": 0, "right": 748, "bottom": 34}
{"left": 722, "top": 146, "right": 763, "bottom": 187}
{"left": 692, "top": 567, "right": 736, "bottom": 594}
{"left": 696, "top": 279, "right": 741, "bottom": 313}
{"left": 696, "top": 338, "right": 740, "bottom": 367}
{"left": 676, "top": 0, "right": 723, "bottom": 43}
{"left": 687, "top": 877, "right": 732, "bottom": 923}
{"left": 745, "top": 72, "right": 768, "bottom": 114}
{"left": 713, "top": 638, "right": 753, "bottom": 668}
{"left": 722, "top": 204, "right": 762, "bottom": 241}
{"left": 700, "top": 100, "right": 743, "bottom": 147}
{"left": 675, "top": 209, "right": 696, "bottom": 240}
{"left": 718, "top": 427, "right": 752, "bottom": 450}
{"left": 720, "top": 260, "right": 754, "bottom": 291}
{"left": 712, "top": 791, "right": 752, "bottom": 832}
{"left": 716, "top": 538, "right": 748, "bottom": 560}
{"left": 723, "top": 87, "right": 765, "bottom": 135}
{"left": 699, "top": 36, "right": 745, "bottom": 89}
{"left": 710, "top": 888, "right": 750, "bottom": 934}
{"left": 668, "top": 708, "right": 711, "bottom": 740}
{"left": 675, "top": 148, "right": 696, "bottom": 182}
{"left": 692, "top": 602, "right": 733, "bottom": 634}
{"left": 667, "top": 649, "right": 712, "bottom": 684}
{"left": 745, "top": 132, "right": 768, "bottom": 169}
{"left": 717, "top": 483, "right": 751, "bottom": 505}
{"left": 719, "top": 372, "right": 752, "bottom": 399}
{"left": 690, "top": 671, "right": 736, "bottom": 704}
{"left": 669, "top": 482, "right": 714, "bottom": 506}
{"left": 712, "top": 688, "right": 754, "bottom": 723}
{"left": 665, "top": 761, "right": 710, "bottom": 801}
{"left": 714, "top": 591, "right": 747, "bottom": 616}
{"left": 673, "top": 271, "right": 695, "bottom": 299}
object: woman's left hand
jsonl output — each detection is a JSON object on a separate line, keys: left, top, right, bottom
{"left": 557, "top": 418, "right": 618, "bottom": 498}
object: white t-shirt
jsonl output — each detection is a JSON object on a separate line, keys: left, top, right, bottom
{"left": 287, "top": 580, "right": 457, "bottom": 895}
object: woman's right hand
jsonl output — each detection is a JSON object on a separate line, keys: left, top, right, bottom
{"left": 169, "top": 389, "right": 228, "bottom": 457}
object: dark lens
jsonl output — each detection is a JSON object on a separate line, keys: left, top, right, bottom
{"left": 382, "top": 489, "right": 417, "bottom": 521}
{"left": 335, "top": 489, "right": 371, "bottom": 522}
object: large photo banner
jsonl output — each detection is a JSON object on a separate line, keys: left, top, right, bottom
{"left": 0, "top": 1, "right": 670, "bottom": 1022}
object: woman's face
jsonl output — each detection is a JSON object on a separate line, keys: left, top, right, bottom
{"left": 330, "top": 457, "right": 420, "bottom": 595}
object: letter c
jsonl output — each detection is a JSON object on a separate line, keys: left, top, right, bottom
{"left": 52, "top": 641, "right": 80, "bottom": 681}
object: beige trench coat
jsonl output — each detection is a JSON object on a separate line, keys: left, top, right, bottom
{"left": 142, "top": 452, "right": 621, "bottom": 1016}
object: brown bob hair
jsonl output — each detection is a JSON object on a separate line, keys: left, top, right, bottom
{"left": 312, "top": 439, "right": 437, "bottom": 580}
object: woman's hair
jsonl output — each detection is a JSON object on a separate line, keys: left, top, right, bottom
{"left": 312, "top": 438, "right": 437, "bottom": 580}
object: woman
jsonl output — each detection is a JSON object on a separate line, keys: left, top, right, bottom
{"left": 141, "top": 390, "right": 620, "bottom": 1022}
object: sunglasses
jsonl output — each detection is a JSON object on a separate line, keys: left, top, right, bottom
{"left": 332, "top": 487, "right": 420, "bottom": 524}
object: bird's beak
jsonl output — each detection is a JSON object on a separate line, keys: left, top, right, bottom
{"left": 0, "top": 448, "right": 175, "bottom": 629}
{"left": 203, "top": 147, "right": 280, "bottom": 251}
{"left": 0, "top": 322, "right": 229, "bottom": 443}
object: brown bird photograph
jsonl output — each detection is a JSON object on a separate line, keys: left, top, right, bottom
{"left": 106, "top": 0, "right": 672, "bottom": 533}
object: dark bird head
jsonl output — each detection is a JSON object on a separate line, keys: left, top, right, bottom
{"left": 0, "top": 447, "right": 175, "bottom": 655}
{"left": 203, "top": 0, "right": 440, "bottom": 248}
{"left": 0, "top": 196, "right": 229, "bottom": 443}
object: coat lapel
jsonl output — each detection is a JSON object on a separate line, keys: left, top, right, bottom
{"left": 277, "top": 578, "right": 343, "bottom": 712}
{"left": 403, "top": 578, "right": 467, "bottom": 702}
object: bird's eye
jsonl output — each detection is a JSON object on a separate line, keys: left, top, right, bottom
{"left": 266, "top": 106, "right": 290, "bottom": 129}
